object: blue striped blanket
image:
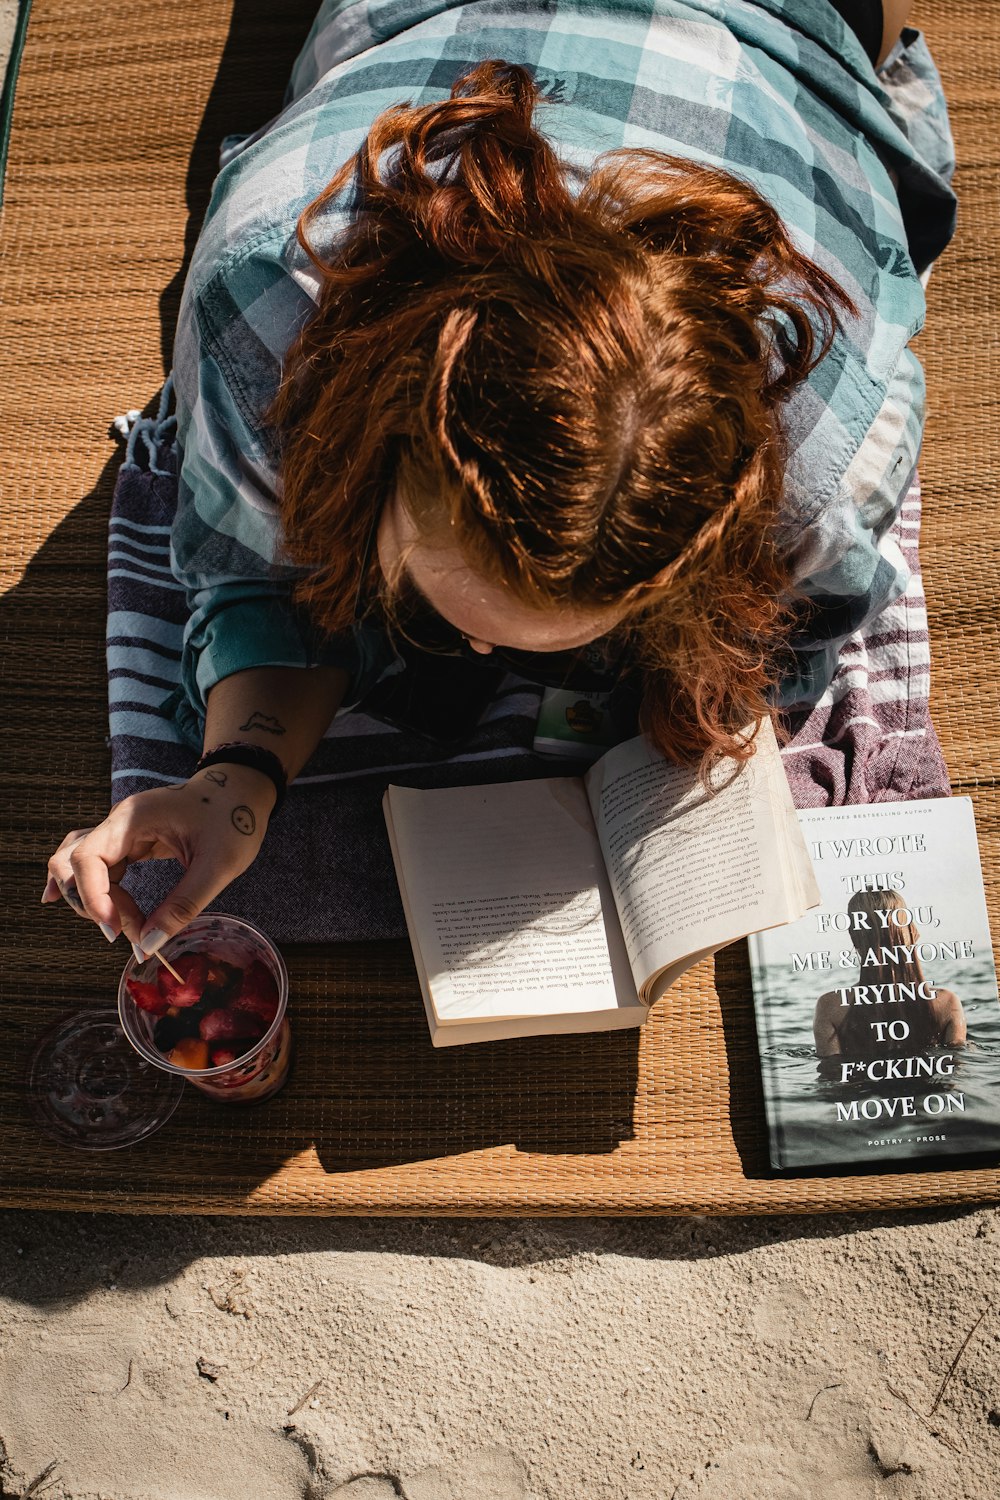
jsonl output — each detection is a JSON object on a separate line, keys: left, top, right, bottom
{"left": 107, "top": 409, "right": 950, "bottom": 943}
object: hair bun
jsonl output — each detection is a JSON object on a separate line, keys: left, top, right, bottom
{"left": 340, "top": 60, "right": 572, "bottom": 260}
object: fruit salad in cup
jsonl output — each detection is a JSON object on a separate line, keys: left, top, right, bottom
{"left": 117, "top": 915, "right": 291, "bottom": 1103}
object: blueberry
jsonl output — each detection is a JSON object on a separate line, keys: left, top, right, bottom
{"left": 153, "top": 1014, "right": 198, "bottom": 1052}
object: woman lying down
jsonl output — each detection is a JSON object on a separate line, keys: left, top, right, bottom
{"left": 44, "top": 0, "right": 956, "bottom": 956}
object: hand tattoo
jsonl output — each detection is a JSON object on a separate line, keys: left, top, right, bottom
{"left": 231, "top": 805, "right": 256, "bottom": 836}
{"left": 239, "top": 711, "right": 286, "bottom": 736}
{"left": 204, "top": 769, "right": 228, "bottom": 787}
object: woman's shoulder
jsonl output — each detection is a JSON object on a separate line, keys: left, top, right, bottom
{"left": 174, "top": 225, "right": 317, "bottom": 453}
{"left": 175, "top": 117, "right": 358, "bottom": 443}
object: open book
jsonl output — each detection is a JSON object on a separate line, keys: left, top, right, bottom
{"left": 383, "top": 718, "right": 819, "bottom": 1046}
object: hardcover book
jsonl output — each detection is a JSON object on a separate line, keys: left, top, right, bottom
{"left": 748, "top": 797, "right": 1000, "bottom": 1168}
{"left": 383, "top": 718, "right": 819, "bottom": 1046}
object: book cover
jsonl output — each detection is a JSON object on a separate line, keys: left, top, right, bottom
{"left": 532, "top": 687, "right": 618, "bottom": 761}
{"left": 748, "top": 797, "right": 1000, "bottom": 1169}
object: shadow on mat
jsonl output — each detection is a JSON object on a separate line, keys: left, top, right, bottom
{"left": 713, "top": 945, "right": 773, "bottom": 1180}
{"left": 4, "top": 453, "right": 640, "bottom": 1187}
{"left": 4, "top": 0, "right": 651, "bottom": 1197}
{"left": 157, "top": 0, "right": 320, "bottom": 370}
{"left": 231, "top": 984, "right": 641, "bottom": 1172}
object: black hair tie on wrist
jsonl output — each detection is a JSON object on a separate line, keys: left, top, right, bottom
{"left": 194, "top": 741, "right": 288, "bottom": 814}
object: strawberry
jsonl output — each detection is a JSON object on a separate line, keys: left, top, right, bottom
{"left": 125, "top": 976, "right": 169, "bottom": 1015}
{"left": 156, "top": 952, "right": 209, "bottom": 1007}
{"left": 199, "top": 1007, "right": 264, "bottom": 1044}
{"left": 209, "top": 1045, "right": 256, "bottom": 1085}
{"left": 167, "top": 1036, "right": 210, "bottom": 1070}
{"left": 232, "top": 960, "right": 279, "bottom": 1027}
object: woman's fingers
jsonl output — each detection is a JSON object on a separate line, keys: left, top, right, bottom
{"left": 47, "top": 829, "right": 104, "bottom": 918}
{"left": 68, "top": 826, "right": 140, "bottom": 930}
{"left": 60, "top": 883, "right": 89, "bottom": 918}
{"left": 137, "top": 846, "right": 255, "bottom": 957}
{"left": 108, "top": 881, "right": 147, "bottom": 956}
{"left": 45, "top": 776, "right": 271, "bottom": 954}
{"left": 46, "top": 811, "right": 149, "bottom": 933}
{"left": 46, "top": 829, "right": 93, "bottom": 903}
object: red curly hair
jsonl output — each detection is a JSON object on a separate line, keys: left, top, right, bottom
{"left": 270, "top": 60, "right": 853, "bottom": 768}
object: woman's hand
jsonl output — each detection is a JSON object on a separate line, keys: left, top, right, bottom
{"left": 43, "top": 765, "right": 278, "bottom": 958}
{"left": 44, "top": 663, "right": 349, "bottom": 955}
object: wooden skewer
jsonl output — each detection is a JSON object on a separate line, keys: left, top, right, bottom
{"left": 149, "top": 948, "right": 184, "bottom": 983}
{"left": 60, "top": 881, "right": 185, "bottom": 981}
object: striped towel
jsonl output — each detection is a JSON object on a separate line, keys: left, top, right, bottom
{"left": 779, "top": 477, "right": 950, "bottom": 809}
{"left": 107, "top": 413, "right": 950, "bottom": 943}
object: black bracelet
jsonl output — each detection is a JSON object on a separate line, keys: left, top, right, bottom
{"left": 195, "top": 741, "right": 288, "bottom": 814}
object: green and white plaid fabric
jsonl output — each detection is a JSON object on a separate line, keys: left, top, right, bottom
{"left": 170, "top": 0, "right": 956, "bottom": 742}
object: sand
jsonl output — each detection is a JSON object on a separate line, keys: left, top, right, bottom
{"left": 0, "top": 1207, "right": 997, "bottom": 1499}
{"left": 0, "top": 2, "right": 17, "bottom": 69}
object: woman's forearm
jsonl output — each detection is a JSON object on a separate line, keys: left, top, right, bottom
{"left": 204, "top": 665, "right": 351, "bottom": 783}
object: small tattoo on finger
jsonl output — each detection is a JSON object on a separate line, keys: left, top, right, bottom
{"left": 231, "top": 805, "right": 256, "bottom": 835}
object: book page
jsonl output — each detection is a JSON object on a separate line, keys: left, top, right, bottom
{"left": 585, "top": 720, "right": 814, "bottom": 995}
{"left": 384, "top": 777, "right": 641, "bottom": 1025}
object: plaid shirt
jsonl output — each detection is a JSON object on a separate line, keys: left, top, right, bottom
{"left": 170, "top": 0, "right": 956, "bottom": 743}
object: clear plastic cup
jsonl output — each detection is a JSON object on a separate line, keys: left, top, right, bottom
{"left": 118, "top": 914, "right": 291, "bottom": 1104}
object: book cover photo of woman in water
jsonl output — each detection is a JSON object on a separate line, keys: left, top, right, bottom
{"left": 813, "top": 888, "right": 967, "bottom": 1064}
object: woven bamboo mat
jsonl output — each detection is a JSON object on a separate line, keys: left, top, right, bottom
{"left": 0, "top": 0, "right": 997, "bottom": 1215}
